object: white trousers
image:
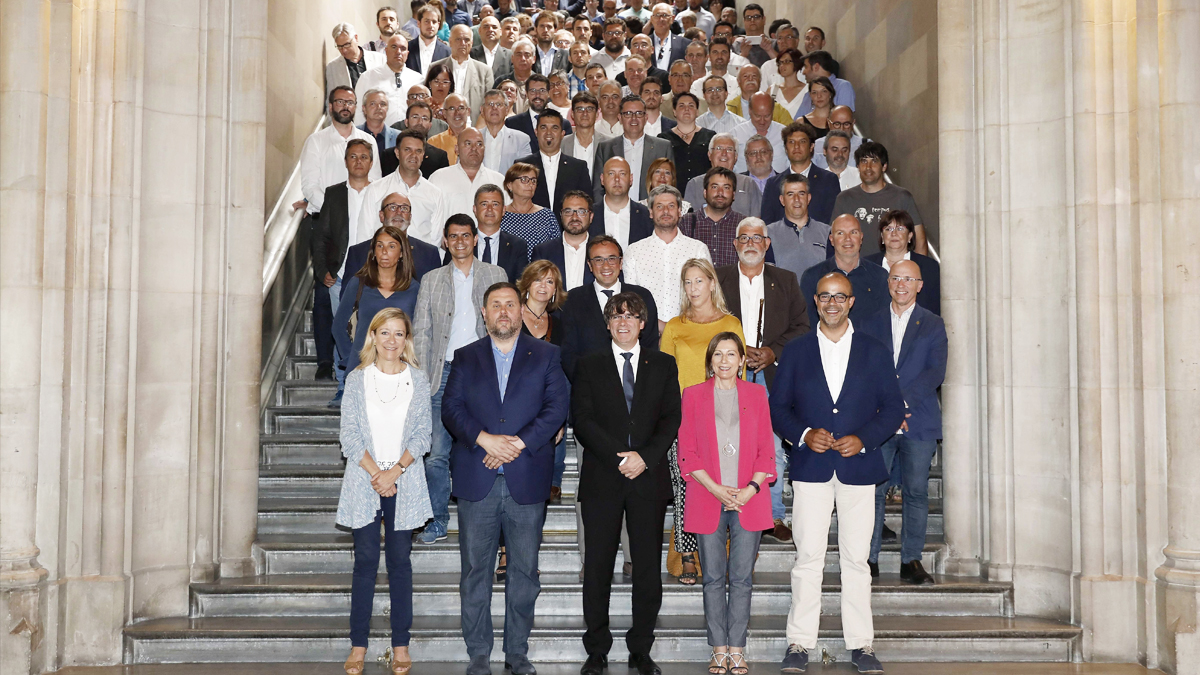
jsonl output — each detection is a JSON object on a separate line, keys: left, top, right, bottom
{"left": 786, "top": 474, "right": 876, "bottom": 650}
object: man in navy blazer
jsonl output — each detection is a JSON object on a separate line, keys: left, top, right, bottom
{"left": 769, "top": 272, "right": 904, "bottom": 674}
{"left": 760, "top": 123, "right": 842, "bottom": 226}
{"left": 340, "top": 193, "right": 444, "bottom": 301}
{"left": 514, "top": 109, "right": 590, "bottom": 214}
{"left": 505, "top": 74, "right": 574, "bottom": 153}
{"left": 859, "top": 260, "right": 946, "bottom": 587}
{"left": 441, "top": 282, "right": 569, "bottom": 675}
{"left": 531, "top": 190, "right": 598, "bottom": 290}
{"left": 406, "top": 6, "right": 452, "bottom": 74}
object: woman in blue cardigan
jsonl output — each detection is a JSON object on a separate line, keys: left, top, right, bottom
{"left": 337, "top": 307, "right": 433, "bottom": 675}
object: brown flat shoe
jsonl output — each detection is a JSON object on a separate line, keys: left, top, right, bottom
{"left": 549, "top": 485, "right": 562, "bottom": 503}
{"left": 771, "top": 518, "right": 793, "bottom": 542}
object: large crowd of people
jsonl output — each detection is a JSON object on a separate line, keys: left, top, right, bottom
{"left": 301, "top": 3, "right": 948, "bottom": 675}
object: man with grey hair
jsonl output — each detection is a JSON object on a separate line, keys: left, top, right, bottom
{"left": 822, "top": 130, "right": 862, "bottom": 190}
{"left": 326, "top": 23, "right": 384, "bottom": 94}
{"left": 683, "top": 133, "right": 763, "bottom": 217}
{"left": 479, "top": 89, "right": 532, "bottom": 174}
{"left": 354, "top": 34, "right": 423, "bottom": 126}
{"left": 765, "top": 172, "right": 831, "bottom": 279}
{"left": 357, "top": 89, "right": 400, "bottom": 175}
{"left": 626, "top": 184, "right": 712, "bottom": 330}
{"left": 741, "top": 134, "right": 777, "bottom": 194}
{"left": 471, "top": 16, "right": 514, "bottom": 81}
{"left": 731, "top": 92, "right": 789, "bottom": 174}
{"left": 760, "top": 24, "right": 800, "bottom": 88}
{"left": 715, "top": 216, "right": 809, "bottom": 541}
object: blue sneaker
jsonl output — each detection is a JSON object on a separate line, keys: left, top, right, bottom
{"left": 416, "top": 520, "right": 447, "bottom": 544}
{"left": 327, "top": 390, "right": 343, "bottom": 408}
{"left": 780, "top": 644, "right": 808, "bottom": 672}
{"left": 850, "top": 647, "right": 884, "bottom": 673}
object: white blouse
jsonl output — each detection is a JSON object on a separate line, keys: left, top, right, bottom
{"left": 364, "top": 363, "right": 414, "bottom": 467}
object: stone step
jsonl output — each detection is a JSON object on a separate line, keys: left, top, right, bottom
{"left": 122, "top": 614, "right": 1080, "bottom": 664}
{"left": 259, "top": 466, "right": 585, "bottom": 500}
{"left": 275, "top": 380, "right": 338, "bottom": 407}
{"left": 251, "top": 533, "right": 944, "bottom": 577}
{"left": 189, "top": 572, "right": 1011, "bottom": 619}
{"left": 285, "top": 355, "right": 319, "bottom": 381}
{"left": 295, "top": 332, "right": 316, "bottom": 358}
{"left": 259, "top": 434, "right": 342, "bottom": 466}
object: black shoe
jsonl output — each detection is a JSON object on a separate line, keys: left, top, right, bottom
{"left": 880, "top": 525, "right": 898, "bottom": 543}
{"left": 850, "top": 646, "right": 884, "bottom": 673}
{"left": 868, "top": 561, "right": 879, "bottom": 578}
{"left": 780, "top": 644, "right": 809, "bottom": 672}
{"left": 314, "top": 362, "right": 334, "bottom": 380}
{"left": 627, "top": 653, "right": 661, "bottom": 675}
{"left": 505, "top": 654, "right": 536, "bottom": 675}
{"left": 899, "top": 560, "right": 935, "bottom": 585}
{"left": 580, "top": 653, "right": 607, "bottom": 675}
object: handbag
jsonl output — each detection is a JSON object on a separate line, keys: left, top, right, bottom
{"left": 346, "top": 278, "right": 366, "bottom": 341}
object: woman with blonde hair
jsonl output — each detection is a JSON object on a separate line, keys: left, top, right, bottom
{"left": 337, "top": 308, "right": 433, "bottom": 675}
{"left": 659, "top": 258, "right": 746, "bottom": 585}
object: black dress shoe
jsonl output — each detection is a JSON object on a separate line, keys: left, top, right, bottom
{"left": 627, "top": 653, "right": 661, "bottom": 675}
{"left": 880, "top": 524, "right": 898, "bottom": 543}
{"left": 314, "top": 362, "right": 334, "bottom": 380}
{"left": 580, "top": 653, "right": 607, "bottom": 675}
{"left": 868, "top": 561, "right": 879, "bottom": 578}
{"left": 899, "top": 560, "right": 935, "bottom": 585}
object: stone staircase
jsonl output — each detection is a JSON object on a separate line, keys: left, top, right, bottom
{"left": 123, "top": 301, "right": 1081, "bottom": 665}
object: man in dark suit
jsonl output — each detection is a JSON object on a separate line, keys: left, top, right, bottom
{"left": 470, "top": 184, "right": 529, "bottom": 282}
{"left": 769, "top": 272, "right": 905, "bottom": 675}
{"left": 559, "top": 235, "right": 659, "bottom": 379}
{"left": 505, "top": 74, "right": 574, "bottom": 153}
{"left": 715, "top": 216, "right": 809, "bottom": 542}
{"left": 760, "top": 122, "right": 841, "bottom": 225}
{"left": 531, "top": 190, "right": 597, "bottom": 290}
{"left": 648, "top": 4, "right": 690, "bottom": 70}
{"left": 442, "top": 282, "right": 569, "bottom": 675}
{"left": 590, "top": 157, "right": 655, "bottom": 248}
{"left": 859, "top": 260, "right": 946, "bottom": 587}
{"left": 799, "top": 214, "right": 889, "bottom": 329}
{"left": 592, "top": 95, "right": 675, "bottom": 202}
{"left": 393, "top": 102, "right": 451, "bottom": 179}
{"left": 406, "top": 5, "right": 452, "bottom": 74}
{"left": 513, "top": 109, "right": 591, "bottom": 214}
{"left": 340, "top": 192, "right": 444, "bottom": 294}
{"left": 531, "top": 10, "right": 572, "bottom": 75}
{"left": 470, "top": 16, "right": 514, "bottom": 80}
{"left": 572, "top": 291, "right": 681, "bottom": 675}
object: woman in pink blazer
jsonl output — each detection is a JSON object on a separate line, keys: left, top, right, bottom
{"left": 677, "top": 332, "right": 777, "bottom": 675}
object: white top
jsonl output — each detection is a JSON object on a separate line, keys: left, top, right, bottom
{"left": 299, "top": 125, "right": 383, "bottom": 213}
{"left": 695, "top": 108, "right": 743, "bottom": 136}
{"left": 624, "top": 229, "right": 711, "bottom": 320}
{"left": 880, "top": 250, "right": 911, "bottom": 273}
{"left": 771, "top": 83, "right": 808, "bottom": 119}
{"left": 451, "top": 56, "right": 470, "bottom": 93}
{"left": 483, "top": 44, "right": 498, "bottom": 68}
{"left": 732, "top": 119, "right": 790, "bottom": 174}
{"left": 652, "top": 32, "right": 674, "bottom": 67}
{"left": 738, "top": 268, "right": 765, "bottom": 348}
{"left": 816, "top": 320, "right": 854, "bottom": 403}
{"left": 364, "top": 364, "right": 415, "bottom": 466}
{"left": 541, "top": 151, "right": 562, "bottom": 203}
{"left": 418, "top": 37, "right": 438, "bottom": 75}
{"left": 622, "top": 135, "right": 645, "bottom": 199}
{"left": 690, "top": 71, "right": 740, "bottom": 103}
{"left": 562, "top": 238, "right": 588, "bottom": 290}
{"left": 612, "top": 338, "right": 642, "bottom": 380}
{"left": 482, "top": 124, "right": 532, "bottom": 174}
{"left": 603, "top": 198, "right": 632, "bottom": 251}
{"left": 429, "top": 163, "right": 508, "bottom": 228}
{"left": 760, "top": 58, "right": 782, "bottom": 90}
{"left": 595, "top": 117, "right": 623, "bottom": 138}
{"left": 339, "top": 184, "right": 370, "bottom": 278}
{"left": 836, "top": 165, "right": 863, "bottom": 190}
{"left": 569, "top": 133, "right": 599, "bottom": 175}
{"left": 594, "top": 279, "right": 622, "bottom": 312}
{"left": 354, "top": 65, "right": 424, "bottom": 126}
{"left": 537, "top": 46, "right": 559, "bottom": 77}
{"left": 890, "top": 302, "right": 914, "bottom": 367}
{"left": 358, "top": 172, "right": 447, "bottom": 246}
{"left": 813, "top": 134, "right": 863, "bottom": 169}
{"left": 643, "top": 114, "right": 662, "bottom": 137}
{"left": 589, "top": 47, "right": 631, "bottom": 80}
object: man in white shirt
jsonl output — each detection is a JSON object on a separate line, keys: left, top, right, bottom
{"left": 712, "top": 22, "right": 750, "bottom": 73}
{"left": 410, "top": 5, "right": 447, "bottom": 76}
{"left": 479, "top": 90, "right": 532, "bottom": 173}
{"left": 618, "top": 0, "right": 652, "bottom": 23}
{"left": 326, "top": 23, "right": 385, "bottom": 95}
{"left": 823, "top": 131, "right": 861, "bottom": 190}
{"left": 595, "top": 81, "right": 625, "bottom": 138}
{"left": 639, "top": 79, "right": 671, "bottom": 137}
{"left": 732, "top": 92, "right": 789, "bottom": 173}
{"left": 297, "top": 86, "right": 383, "bottom": 216}
{"left": 813, "top": 105, "right": 863, "bottom": 168}
{"left": 359, "top": 129, "right": 447, "bottom": 246}
{"left": 354, "top": 35, "right": 423, "bottom": 126}
{"left": 684, "top": 0, "right": 716, "bottom": 36}
{"left": 690, "top": 38, "right": 739, "bottom": 103}
{"left": 760, "top": 24, "right": 800, "bottom": 89}
{"left": 562, "top": 91, "right": 604, "bottom": 182}
{"left": 590, "top": 17, "right": 632, "bottom": 79}
{"left": 435, "top": 25, "right": 491, "bottom": 119}
{"left": 430, "top": 127, "right": 507, "bottom": 228}
{"left": 695, "top": 75, "right": 742, "bottom": 135}
{"left": 625, "top": 184, "right": 711, "bottom": 330}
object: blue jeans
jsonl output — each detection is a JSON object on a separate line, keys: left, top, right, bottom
{"left": 350, "top": 494, "right": 414, "bottom": 647}
{"left": 553, "top": 435, "right": 566, "bottom": 488}
{"left": 746, "top": 369, "right": 788, "bottom": 520}
{"left": 695, "top": 509, "right": 762, "bottom": 647}
{"left": 869, "top": 435, "right": 938, "bottom": 564}
{"left": 458, "top": 475, "right": 546, "bottom": 659}
{"left": 426, "top": 361, "right": 453, "bottom": 528}
{"left": 330, "top": 275, "right": 348, "bottom": 390}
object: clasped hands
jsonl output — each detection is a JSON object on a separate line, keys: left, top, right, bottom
{"left": 709, "top": 483, "right": 758, "bottom": 512}
{"left": 478, "top": 431, "right": 526, "bottom": 470}
{"left": 803, "top": 428, "right": 864, "bottom": 457}
{"left": 368, "top": 465, "right": 403, "bottom": 498}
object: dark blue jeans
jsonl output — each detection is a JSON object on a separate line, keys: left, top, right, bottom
{"left": 350, "top": 494, "right": 414, "bottom": 647}
{"left": 458, "top": 475, "right": 546, "bottom": 660}
{"left": 869, "top": 435, "right": 938, "bottom": 564}
{"left": 426, "top": 361, "right": 453, "bottom": 528}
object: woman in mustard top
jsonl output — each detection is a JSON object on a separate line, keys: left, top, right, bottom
{"left": 660, "top": 258, "right": 745, "bottom": 584}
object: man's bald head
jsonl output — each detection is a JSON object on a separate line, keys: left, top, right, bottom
{"left": 750, "top": 92, "right": 774, "bottom": 116}
{"left": 379, "top": 192, "right": 413, "bottom": 230}
{"left": 816, "top": 272, "right": 853, "bottom": 296}
{"left": 887, "top": 259, "right": 923, "bottom": 309}
{"left": 890, "top": 259, "right": 921, "bottom": 280}
{"left": 829, "top": 105, "right": 855, "bottom": 133}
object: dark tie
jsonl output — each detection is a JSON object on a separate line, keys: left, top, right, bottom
{"left": 602, "top": 289, "right": 614, "bottom": 297}
{"left": 483, "top": 236, "right": 493, "bottom": 265}
{"left": 621, "top": 352, "right": 635, "bottom": 412}
{"left": 394, "top": 71, "right": 403, "bottom": 88}
{"left": 658, "top": 42, "right": 666, "bottom": 65}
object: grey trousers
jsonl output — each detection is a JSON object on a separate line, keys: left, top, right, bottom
{"left": 695, "top": 509, "right": 763, "bottom": 647}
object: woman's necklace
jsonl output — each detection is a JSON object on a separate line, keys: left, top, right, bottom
{"left": 523, "top": 304, "right": 547, "bottom": 324}
{"left": 372, "top": 366, "right": 403, "bottom": 403}
{"left": 676, "top": 126, "right": 697, "bottom": 143}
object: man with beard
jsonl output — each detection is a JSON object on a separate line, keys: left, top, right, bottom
{"left": 589, "top": 17, "right": 631, "bottom": 80}
{"left": 359, "top": 129, "right": 448, "bottom": 247}
{"left": 297, "top": 86, "right": 382, "bottom": 219}
{"left": 759, "top": 121, "right": 841, "bottom": 226}
{"left": 679, "top": 166, "right": 745, "bottom": 266}
{"left": 832, "top": 141, "right": 927, "bottom": 255}
{"left": 430, "top": 128, "right": 508, "bottom": 230}
{"left": 354, "top": 35, "right": 424, "bottom": 126}
{"left": 682, "top": 133, "right": 762, "bottom": 217}
{"left": 822, "top": 130, "right": 861, "bottom": 190}
{"left": 532, "top": 11, "right": 571, "bottom": 76}
{"left": 531, "top": 190, "right": 597, "bottom": 290}
{"left": 466, "top": 184, "right": 529, "bottom": 283}
{"left": 715, "top": 216, "right": 809, "bottom": 543}
{"left": 407, "top": 4, "right": 451, "bottom": 76}
{"left": 442, "top": 278, "right": 569, "bottom": 675}
{"left": 366, "top": 6, "right": 400, "bottom": 52}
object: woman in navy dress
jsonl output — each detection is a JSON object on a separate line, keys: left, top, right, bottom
{"left": 501, "top": 162, "right": 562, "bottom": 250}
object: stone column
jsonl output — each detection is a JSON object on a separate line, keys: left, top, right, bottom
{"left": 1154, "top": 0, "right": 1200, "bottom": 672}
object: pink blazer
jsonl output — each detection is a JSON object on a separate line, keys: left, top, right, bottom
{"left": 676, "top": 378, "right": 777, "bottom": 535}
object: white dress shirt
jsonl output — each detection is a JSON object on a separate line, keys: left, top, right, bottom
{"left": 354, "top": 65, "right": 424, "bottom": 126}
{"left": 562, "top": 238, "right": 588, "bottom": 290}
{"left": 541, "top": 151, "right": 562, "bottom": 203}
{"left": 589, "top": 47, "right": 631, "bottom": 80}
{"left": 652, "top": 32, "right": 674, "bottom": 68}
{"left": 445, "top": 263, "right": 478, "bottom": 361}
{"left": 695, "top": 107, "right": 743, "bottom": 135}
{"left": 879, "top": 251, "right": 911, "bottom": 273}
{"left": 570, "top": 133, "right": 599, "bottom": 176}
{"left": 890, "top": 303, "right": 914, "bottom": 367}
{"left": 732, "top": 119, "right": 790, "bottom": 174}
{"left": 428, "top": 163, "right": 508, "bottom": 227}
{"left": 644, "top": 114, "right": 663, "bottom": 137}
{"left": 482, "top": 44, "right": 498, "bottom": 68}
{"left": 358, "top": 172, "right": 447, "bottom": 246}
{"left": 836, "top": 166, "right": 863, "bottom": 190}
{"left": 482, "top": 124, "right": 532, "bottom": 174}
{"left": 595, "top": 117, "right": 623, "bottom": 138}
{"left": 338, "top": 184, "right": 369, "bottom": 278}
{"left": 537, "top": 46, "right": 559, "bottom": 76}
{"left": 299, "top": 125, "right": 383, "bottom": 214}
{"left": 622, "top": 135, "right": 645, "bottom": 199}
{"left": 418, "top": 37, "right": 437, "bottom": 75}
{"left": 799, "top": 321, "right": 857, "bottom": 449}
{"left": 612, "top": 338, "right": 642, "bottom": 380}
{"left": 594, "top": 279, "right": 623, "bottom": 311}
{"left": 451, "top": 57, "right": 470, "bottom": 93}
{"left": 624, "top": 229, "right": 711, "bottom": 320}
{"left": 738, "top": 268, "right": 765, "bottom": 348}
{"left": 476, "top": 230, "right": 502, "bottom": 265}
{"left": 602, "top": 198, "right": 632, "bottom": 251}
{"left": 690, "top": 71, "right": 740, "bottom": 103}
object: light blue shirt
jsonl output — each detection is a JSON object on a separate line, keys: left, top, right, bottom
{"left": 491, "top": 339, "right": 516, "bottom": 474}
{"left": 445, "top": 264, "right": 477, "bottom": 361}
{"left": 795, "top": 75, "right": 857, "bottom": 117}
{"left": 537, "top": 46, "right": 558, "bottom": 77}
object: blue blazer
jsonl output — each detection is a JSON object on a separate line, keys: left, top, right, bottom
{"left": 589, "top": 200, "right": 655, "bottom": 246}
{"left": 858, "top": 304, "right": 947, "bottom": 442}
{"left": 531, "top": 236, "right": 597, "bottom": 287}
{"left": 769, "top": 329, "right": 906, "bottom": 485}
{"left": 864, "top": 252, "right": 941, "bottom": 316}
{"left": 340, "top": 236, "right": 444, "bottom": 300}
{"left": 760, "top": 164, "right": 841, "bottom": 226}
{"left": 442, "top": 333, "right": 570, "bottom": 504}
{"left": 406, "top": 37, "right": 451, "bottom": 74}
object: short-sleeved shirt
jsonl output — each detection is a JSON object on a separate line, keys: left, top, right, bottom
{"left": 832, "top": 184, "right": 924, "bottom": 256}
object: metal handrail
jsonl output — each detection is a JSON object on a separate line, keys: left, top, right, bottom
{"left": 852, "top": 122, "right": 939, "bottom": 263}
{"left": 263, "top": 114, "right": 326, "bottom": 298}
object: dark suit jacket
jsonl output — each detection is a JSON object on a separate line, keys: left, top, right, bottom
{"left": 311, "top": 182, "right": 352, "bottom": 282}
{"left": 617, "top": 66, "right": 671, "bottom": 94}
{"left": 406, "top": 37, "right": 451, "bottom": 74}
{"left": 589, "top": 199, "right": 654, "bottom": 246}
{"left": 531, "top": 236, "right": 597, "bottom": 288}
{"left": 859, "top": 304, "right": 947, "bottom": 442}
{"left": 419, "top": 142, "right": 450, "bottom": 180}
{"left": 799, "top": 257, "right": 890, "bottom": 329}
{"left": 442, "top": 333, "right": 570, "bottom": 504}
{"left": 592, "top": 134, "right": 675, "bottom": 202}
{"left": 657, "top": 116, "right": 677, "bottom": 134}
{"left": 769, "top": 329, "right": 906, "bottom": 485}
{"left": 514, "top": 151, "right": 592, "bottom": 214}
{"left": 760, "top": 164, "right": 841, "bottom": 226}
{"left": 534, "top": 47, "right": 572, "bottom": 76}
{"left": 471, "top": 43, "right": 513, "bottom": 80}
{"left": 559, "top": 282, "right": 659, "bottom": 379}
{"left": 864, "top": 252, "right": 941, "bottom": 316}
{"left": 505, "top": 110, "right": 574, "bottom": 154}
{"left": 572, "top": 349, "right": 682, "bottom": 502}
{"left": 341, "top": 235, "right": 444, "bottom": 299}
{"left": 650, "top": 34, "right": 691, "bottom": 72}
{"left": 715, "top": 263, "right": 810, "bottom": 387}
{"left": 456, "top": 230, "right": 529, "bottom": 283}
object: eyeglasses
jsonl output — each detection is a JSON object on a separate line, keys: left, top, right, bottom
{"left": 744, "top": 13, "right": 764, "bottom": 20}
{"left": 408, "top": 92, "right": 431, "bottom": 100}
{"left": 382, "top": 204, "right": 412, "bottom": 214}
{"left": 444, "top": 105, "right": 469, "bottom": 114}
{"left": 882, "top": 225, "right": 908, "bottom": 233}
{"left": 331, "top": 99, "right": 356, "bottom": 108}
{"left": 335, "top": 41, "right": 355, "bottom": 50}
{"left": 620, "top": 110, "right": 646, "bottom": 118}
{"left": 712, "top": 146, "right": 736, "bottom": 154}
{"left": 604, "top": 30, "right": 625, "bottom": 36}
{"left": 817, "top": 292, "right": 851, "bottom": 303}
{"left": 573, "top": 106, "right": 598, "bottom": 114}
{"left": 561, "top": 208, "right": 591, "bottom": 217}
{"left": 484, "top": 101, "right": 507, "bottom": 109}
{"left": 512, "top": 175, "right": 538, "bottom": 184}
{"left": 889, "top": 276, "right": 920, "bottom": 284}
{"left": 588, "top": 255, "right": 622, "bottom": 266}
{"left": 703, "top": 86, "right": 727, "bottom": 93}
{"left": 610, "top": 313, "right": 639, "bottom": 321}
{"left": 745, "top": 149, "right": 771, "bottom": 158}
{"left": 735, "top": 234, "right": 768, "bottom": 244}
{"left": 407, "top": 114, "right": 431, "bottom": 123}
{"left": 527, "top": 87, "right": 549, "bottom": 95}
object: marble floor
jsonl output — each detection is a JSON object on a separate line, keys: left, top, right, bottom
{"left": 50, "top": 663, "right": 1167, "bottom": 675}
